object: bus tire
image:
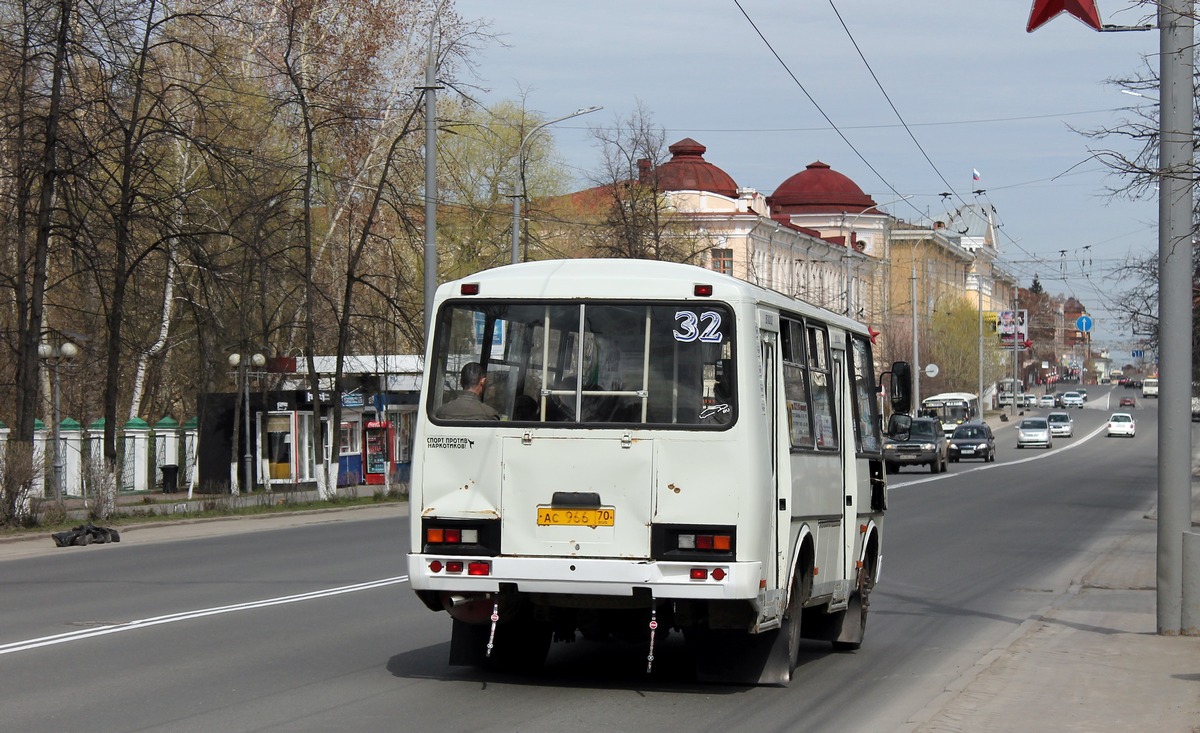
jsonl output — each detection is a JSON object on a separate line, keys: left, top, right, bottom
{"left": 832, "top": 545, "right": 876, "bottom": 652}
{"left": 782, "top": 563, "right": 813, "bottom": 678}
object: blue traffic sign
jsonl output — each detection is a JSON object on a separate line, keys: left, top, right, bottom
{"left": 1075, "top": 315, "right": 1093, "bottom": 333}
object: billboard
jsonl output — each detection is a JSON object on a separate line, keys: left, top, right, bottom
{"left": 994, "top": 309, "right": 1028, "bottom": 344}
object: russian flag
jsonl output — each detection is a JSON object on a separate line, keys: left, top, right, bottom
{"left": 972, "top": 168, "right": 981, "bottom": 181}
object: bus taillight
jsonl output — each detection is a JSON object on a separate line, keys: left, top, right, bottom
{"left": 679, "top": 533, "right": 732, "bottom": 551}
{"left": 426, "top": 527, "right": 479, "bottom": 545}
{"left": 467, "top": 561, "right": 491, "bottom": 576}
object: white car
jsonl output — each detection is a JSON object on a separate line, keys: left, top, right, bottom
{"left": 1039, "top": 394, "right": 1055, "bottom": 408}
{"left": 1046, "top": 411, "right": 1073, "bottom": 437}
{"left": 1062, "top": 391, "right": 1084, "bottom": 408}
{"left": 1107, "top": 412, "right": 1136, "bottom": 437}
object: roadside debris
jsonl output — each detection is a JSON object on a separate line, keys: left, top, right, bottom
{"left": 51, "top": 524, "right": 121, "bottom": 548}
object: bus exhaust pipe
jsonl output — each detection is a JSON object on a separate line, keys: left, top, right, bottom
{"left": 442, "top": 592, "right": 494, "bottom": 624}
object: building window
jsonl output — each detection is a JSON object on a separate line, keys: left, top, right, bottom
{"left": 711, "top": 248, "right": 733, "bottom": 275}
{"left": 339, "top": 420, "right": 361, "bottom": 456}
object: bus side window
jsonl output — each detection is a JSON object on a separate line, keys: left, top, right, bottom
{"left": 851, "top": 335, "right": 881, "bottom": 453}
{"left": 782, "top": 319, "right": 813, "bottom": 448}
{"left": 807, "top": 325, "right": 838, "bottom": 450}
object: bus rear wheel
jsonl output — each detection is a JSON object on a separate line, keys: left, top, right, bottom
{"left": 832, "top": 550, "right": 876, "bottom": 651}
{"left": 782, "top": 565, "right": 813, "bottom": 678}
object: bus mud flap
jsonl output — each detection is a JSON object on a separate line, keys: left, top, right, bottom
{"left": 685, "top": 628, "right": 791, "bottom": 686}
{"left": 832, "top": 590, "right": 867, "bottom": 650}
{"left": 449, "top": 618, "right": 490, "bottom": 666}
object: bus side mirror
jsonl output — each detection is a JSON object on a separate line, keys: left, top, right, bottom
{"left": 887, "top": 361, "right": 913, "bottom": 415}
{"left": 887, "top": 413, "right": 912, "bottom": 438}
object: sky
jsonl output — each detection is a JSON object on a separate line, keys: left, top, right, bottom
{"left": 452, "top": 1, "right": 1167, "bottom": 354}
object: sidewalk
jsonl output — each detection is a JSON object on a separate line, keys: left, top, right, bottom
{"left": 907, "top": 411, "right": 1200, "bottom": 732}
{"left": 19, "top": 480, "right": 403, "bottom": 524}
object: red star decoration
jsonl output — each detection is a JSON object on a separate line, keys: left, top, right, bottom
{"left": 867, "top": 326, "right": 880, "bottom": 344}
{"left": 1027, "top": 0, "right": 1103, "bottom": 32}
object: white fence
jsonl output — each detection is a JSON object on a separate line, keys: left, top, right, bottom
{"left": 0, "top": 417, "right": 198, "bottom": 498}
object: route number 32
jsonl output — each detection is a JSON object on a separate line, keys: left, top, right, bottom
{"left": 674, "top": 311, "right": 723, "bottom": 343}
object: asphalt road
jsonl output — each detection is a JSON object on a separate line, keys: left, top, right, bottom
{"left": 0, "top": 387, "right": 1156, "bottom": 732}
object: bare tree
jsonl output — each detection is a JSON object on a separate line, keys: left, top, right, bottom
{"left": 583, "top": 102, "right": 708, "bottom": 264}
{"left": 0, "top": 0, "right": 73, "bottom": 496}
{"left": 1076, "top": 49, "right": 1200, "bottom": 370}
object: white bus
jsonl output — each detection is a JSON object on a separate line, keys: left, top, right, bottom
{"left": 1142, "top": 377, "right": 1158, "bottom": 398}
{"left": 407, "top": 259, "right": 912, "bottom": 685}
{"left": 996, "top": 378, "right": 1023, "bottom": 407}
{"left": 920, "top": 392, "right": 980, "bottom": 436}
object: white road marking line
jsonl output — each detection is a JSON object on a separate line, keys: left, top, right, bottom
{"left": 0, "top": 575, "right": 409, "bottom": 656}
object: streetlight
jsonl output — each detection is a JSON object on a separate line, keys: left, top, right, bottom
{"left": 39, "top": 340, "right": 78, "bottom": 500}
{"left": 1119, "top": 88, "right": 1158, "bottom": 102}
{"left": 510, "top": 105, "right": 603, "bottom": 264}
{"left": 228, "top": 351, "right": 265, "bottom": 493}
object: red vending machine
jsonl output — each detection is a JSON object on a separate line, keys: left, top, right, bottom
{"left": 363, "top": 420, "right": 393, "bottom": 485}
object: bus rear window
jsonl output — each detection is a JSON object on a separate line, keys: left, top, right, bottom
{"left": 428, "top": 301, "right": 735, "bottom": 427}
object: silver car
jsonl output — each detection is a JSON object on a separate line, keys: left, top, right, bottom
{"left": 1016, "top": 417, "right": 1053, "bottom": 449}
{"left": 1046, "top": 411, "right": 1073, "bottom": 437}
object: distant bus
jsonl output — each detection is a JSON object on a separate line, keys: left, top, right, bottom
{"left": 1142, "top": 377, "right": 1159, "bottom": 398}
{"left": 997, "top": 378, "right": 1024, "bottom": 406}
{"left": 920, "top": 393, "right": 980, "bottom": 436}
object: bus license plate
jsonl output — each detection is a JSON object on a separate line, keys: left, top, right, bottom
{"left": 537, "top": 507, "right": 615, "bottom": 527}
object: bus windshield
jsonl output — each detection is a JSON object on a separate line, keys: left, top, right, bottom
{"left": 428, "top": 300, "right": 736, "bottom": 427}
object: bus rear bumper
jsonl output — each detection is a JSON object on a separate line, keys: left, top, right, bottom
{"left": 408, "top": 554, "right": 762, "bottom": 600}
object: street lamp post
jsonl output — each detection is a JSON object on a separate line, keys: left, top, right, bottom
{"left": 38, "top": 340, "right": 78, "bottom": 500}
{"left": 510, "top": 105, "right": 602, "bottom": 265}
{"left": 228, "top": 352, "right": 265, "bottom": 493}
{"left": 977, "top": 263, "right": 984, "bottom": 411}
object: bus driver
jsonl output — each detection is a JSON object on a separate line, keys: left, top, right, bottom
{"left": 435, "top": 362, "right": 500, "bottom": 420}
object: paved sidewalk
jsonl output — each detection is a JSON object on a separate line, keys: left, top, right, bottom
{"left": 907, "top": 410, "right": 1200, "bottom": 732}
{"left": 909, "top": 504, "right": 1200, "bottom": 732}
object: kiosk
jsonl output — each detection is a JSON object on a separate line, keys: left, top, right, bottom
{"left": 363, "top": 420, "right": 393, "bottom": 485}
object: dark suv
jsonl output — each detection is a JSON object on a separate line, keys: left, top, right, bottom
{"left": 883, "top": 416, "right": 949, "bottom": 474}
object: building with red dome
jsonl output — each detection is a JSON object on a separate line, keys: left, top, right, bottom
{"left": 644, "top": 140, "right": 870, "bottom": 316}
{"left": 643, "top": 145, "right": 1022, "bottom": 397}
{"left": 544, "top": 139, "right": 1040, "bottom": 400}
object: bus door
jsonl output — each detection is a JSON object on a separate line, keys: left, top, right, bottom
{"left": 757, "top": 310, "right": 786, "bottom": 592}
{"left": 832, "top": 336, "right": 855, "bottom": 607}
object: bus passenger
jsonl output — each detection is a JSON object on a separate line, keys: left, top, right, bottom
{"left": 435, "top": 362, "right": 500, "bottom": 420}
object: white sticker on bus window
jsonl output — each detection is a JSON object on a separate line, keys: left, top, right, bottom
{"left": 674, "top": 311, "right": 723, "bottom": 343}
